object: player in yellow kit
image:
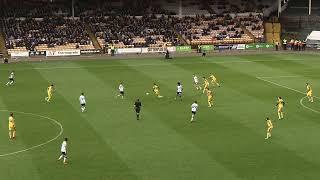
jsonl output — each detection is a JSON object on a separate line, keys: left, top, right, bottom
{"left": 206, "top": 88, "right": 214, "bottom": 107}
{"left": 209, "top": 74, "right": 220, "bottom": 87}
{"left": 276, "top": 96, "right": 285, "bottom": 120}
{"left": 306, "top": 83, "right": 314, "bottom": 102}
{"left": 202, "top": 77, "right": 210, "bottom": 94}
{"left": 265, "top": 117, "right": 273, "bottom": 139}
{"left": 8, "top": 112, "right": 16, "bottom": 139}
{"left": 45, "top": 84, "right": 54, "bottom": 102}
{"left": 153, "top": 83, "right": 162, "bottom": 98}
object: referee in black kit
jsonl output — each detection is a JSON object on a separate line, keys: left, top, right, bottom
{"left": 134, "top": 99, "right": 142, "bottom": 120}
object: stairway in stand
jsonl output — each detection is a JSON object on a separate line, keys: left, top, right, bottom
{"left": 85, "top": 25, "right": 102, "bottom": 50}
{"left": 0, "top": 21, "right": 8, "bottom": 57}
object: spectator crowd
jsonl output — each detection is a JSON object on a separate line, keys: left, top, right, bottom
{"left": 1, "top": 0, "right": 267, "bottom": 51}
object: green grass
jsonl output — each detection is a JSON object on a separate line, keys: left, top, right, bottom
{"left": 0, "top": 53, "right": 320, "bottom": 180}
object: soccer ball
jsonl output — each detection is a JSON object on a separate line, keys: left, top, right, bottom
{"left": 146, "top": 92, "right": 149, "bottom": 95}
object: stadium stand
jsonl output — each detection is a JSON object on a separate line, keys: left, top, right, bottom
{"left": 282, "top": 0, "right": 320, "bottom": 16}
{"left": 84, "top": 15, "right": 179, "bottom": 48}
{"left": 238, "top": 14, "right": 264, "bottom": 40}
{"left": 207, "top": 0, "right": 276, "bottom": 15}
{"left": 1, "top": 0, "right": 273, "bottom": 54}
{"left": 174, "top": 15, "right": 254, "bottom": 45}
{"left": 281, "top": 0, "right": 320, "bottom": 40}
{"left": 160, "top": 0, "right": 209, "bottom": 15}
{"left": 3, "top": 17, "right": 93, "bottom": 52}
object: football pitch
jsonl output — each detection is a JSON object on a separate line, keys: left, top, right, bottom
{"left": 1, "top": 53, "right": 320, "bottom": 180}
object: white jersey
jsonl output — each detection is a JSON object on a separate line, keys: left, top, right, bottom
{"left": 119, "top": 84, "right": 124, "bottom": 92}
{"left": 9, "top": 72, "right": 14, "bottom": 79}
{"left": 193, "top": 76, "right": 198, "bottom": 83}
{"left": 191, "top": 103, "right": 198, "bottom": 112}
{"left": 79, "top": 95, "right": 86, "bottom": 105}
{"left": 177, "top": 85, "right": 183, "bottom": 93}
{"left": 61, "top": 141, "right": 67, "bottom": 153}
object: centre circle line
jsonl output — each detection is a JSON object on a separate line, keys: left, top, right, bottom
{"left": 0, "top": 110, "right": 63, "bottom": 157}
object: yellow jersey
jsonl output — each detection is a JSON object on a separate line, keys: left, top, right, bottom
{"left": 153, "top": 85, "right": 159, "bottom": 92}
{"left": 210, "top": 75, "right": 217, "bottom": 81}
{"left": 48, "top": 86, "right": 53, "bottom": 93}
{"left": 207, "top": 90, "right": 213, "bottom": 98}
{"left": 277, "top": 98, "right": 284, "bottom": 108}
{"left": 204, "top": 79, "right": 209, "bottom": 86}
{"left": 9, "top": 116, "right": 15, "bottom": 129}
{"left": 267, "top": 120, "right": 273, "bottom": 128}
{"left": 307, "top": 85, "right": 312, "bottom": 93}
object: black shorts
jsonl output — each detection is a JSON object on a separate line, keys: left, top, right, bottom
{"left": 61, "top": 152, "right": 67, "bottom": 156}
{"left": 9, "top": 78, "right": 14, "bottom": 81}
{"left": 135, "top": 108, "right": 140, "bottom": 113}
{"left": 120, "top": 91, "right": 124, "bottom": 95}
{"left": 177, "top": 92, "right": 182, "bottom": 95}
{"left": 192, "top": 111, "right": 196, "bottom": 115}
{"left": 81, "top": 103, "right": 86, "bottom": 107}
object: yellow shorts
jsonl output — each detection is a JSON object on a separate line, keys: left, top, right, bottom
{"left": 278, "top": 106, "right": 283, "bottom": 112}
{"left": 307, "top": 91, "right": 312, "bottom": 97}
{"left": 9, "top": 124, "right": 15, "bottom": 131}
{"left": 208, "top": 96, "right": 213, "bottom": 101}
{"left": 267, "top": 127, "right": 273, "bottom": 132}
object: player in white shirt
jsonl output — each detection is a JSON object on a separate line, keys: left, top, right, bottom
{"left": 79, "top": 93, "right": 86, "bottom": 112}
{"left": 190, "top": 101, "right": 199, "bottom": 122}
{"left": 117, "top": 82, "right": 125, "bottom": 99}
{"left": 193, "top": 74, "right": 201, "bottom": 90}
{"left": 6, "top": 71, "right": 15, "bottom": 86}
{"left": 58, "top": 138, "right": 68, "bottom": 165}
{"left": 175, "top": 82, "right": 183, "bottom": 100}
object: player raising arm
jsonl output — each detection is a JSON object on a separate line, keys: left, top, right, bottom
{"left": 276, "top": 97, "right": 285, "bottom": 120}
{"left": 306, "top": 83, "right": 314, "bottom": 102}
{"left": 209, "top": 74, "right": 220, "bottom": 87}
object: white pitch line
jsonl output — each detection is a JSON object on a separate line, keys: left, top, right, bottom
{"left": 256, "top": 75, "right": 300, "bottom": 79}
{"left": 300, "top": 97, "right": 320, "bottom": 114}
{"left": 0, "top": 110, "right": 63, "bottom": 157}
{"left": 256, "top": 77, "right": 305, "bottom": 95}
{"left": 256, "top": 77, "right": 320, "bottom": 114}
